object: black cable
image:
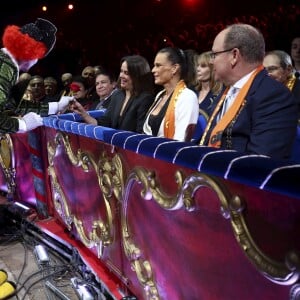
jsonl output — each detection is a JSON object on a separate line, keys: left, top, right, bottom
{"left": 19, "top": 266, "right": 73, "bottom": 300}
{"left": 17, "top": 229, "right": 81, "bottom": 296}
{"left": 1, "top": 217, "right": 103, "bottom": 299}
{"left": 0, "top": 232, "right": 22, "bottom": 246}
{"left": 15, "top": 240, "right": 28, "bottom": 285}
{"left": 15, "top": 265, "right": 67, "bottom": 294}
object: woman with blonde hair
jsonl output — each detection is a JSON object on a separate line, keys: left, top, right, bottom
{"left": 196, "top": 51, "right": 225, "bottom": 116}
{"left": 190, "top": 51, "right": 225, "bottom": 143}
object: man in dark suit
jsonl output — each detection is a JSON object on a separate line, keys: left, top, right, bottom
{"left": 200, "top": 24, "right": 298, "bottom": 161}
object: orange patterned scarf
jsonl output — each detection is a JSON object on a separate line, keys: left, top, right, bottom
{"left": 200, "top": 65, "right": 264, "bottom": 148}
{"left": 163, "top": 80, "right": 186, "bottom": 138}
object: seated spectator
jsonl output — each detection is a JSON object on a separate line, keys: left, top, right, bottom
{"left": 184, "top": 48, "right": 199, "bottom": 91}
{"left": 26, "top": 75, "right": 56, "bottom": 103}
{"left": 81, "top": 65, "right": 97, "bottom": 100}
{"left": 82, "top": 65, "right": 95, "bottom": 79}
{"left": 94, "top": 65, "right": 105, "bottom": 75}
{"left": 89, "top": 70, "right": 117, "bottom": 110}
{"left": 59, "top": 73, "right": 73, "bottom": 97}
{"left": 263, "top": 50, "right": 300, "bottom": 117}
{"left": 23, "top": 84, "right": 33, "bottom": 101}
{"left": 70, "top": 55, "right": 155, "bottom": 133}
{"left": 291, "top": 37, "right": 300, "bottom": 77}
{"left": 143, "top": 47, "right": 199, "bottom": 141}
{"left": 69, "top": 75, "right": 93, "bottom": 110}
{"left": 196, "top": 51, "right": 225, "bottom": 116}
{"left": 200, "top": 23, "right": 298, "bottom": 161}
{"left": 18, "top": 72, "right": 32, "bottom": 82}
{"left": 189, "top": 51, "right": 226, "bottom": 143}
{"left": 44, "top": 76, "right": 60, "bottom": 101}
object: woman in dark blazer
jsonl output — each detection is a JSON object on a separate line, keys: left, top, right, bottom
{"left": 70, "top": 55, "right": 155, "bottom": 133}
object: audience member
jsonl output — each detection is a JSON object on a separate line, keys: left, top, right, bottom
{"left": 59, "top": 73, "right": 73, "bottom": 97}
{"left": 184, "top": 48, "right": 199, "bottom": 91}
{"left": 196, "top": 51, "right": 225, "bottom": 116}
{"left": 81, "top": 65, "right": 97, "bottom": 100}
{"left": 291, "top": 37, "right": 300, "bottom": 77}
{"left": 44, "top": 76, "right": 60, "bottom": 101}
{"left": 199, "top": 23, "right": 298, "bottom": 160}
{"left": 13, "top": 4, "right": 298, "bottom": 84}
{"left": 190, "top": 51, "right": 225, "bottom": 143}
{"left": 0, "top": 18, "right": 72, "bottom": 133}
{"left": 94, "top": 65, "right": 105, "bottom": 75}
{"left": 19, "top": 75, "right": 58, "bottom": 105}
{"left": 18, "top": 72, "right": 32, "bottom": 82}
{"left": 143, "top": 47, "right": 198, "bottom": 141}
{"left": 23, "top": 84, "right": 33, "bottom": 101}
{"left": 70, "top": 55, "right": 155, "bottom": 133}
{"left": 89, "top": 70, "right": 117, "bottom": 110}
{"left": 69, "top": 75, "right": 93, "bottom": 110}
{"left": 27, "top": 75, "right": 46, "bottom": 103}
{"left": 263, "top": 50, "right": 300, "bottom": 116}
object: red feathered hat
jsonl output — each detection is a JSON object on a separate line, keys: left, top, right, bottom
{"left": 2, "top": 18, "right": 57, "bottom": 60}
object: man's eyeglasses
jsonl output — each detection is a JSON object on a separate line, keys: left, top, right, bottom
{"left": 265, "top": 66, "right": 281, "bottom": 73}
{"left": 209, "top": 48, "right": 236, "bottom": 59}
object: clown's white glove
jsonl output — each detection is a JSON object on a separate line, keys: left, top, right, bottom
{"left": 48, "top": 96, "right": 74, "bottom": 114}
{"left": 18, "top": 112, "right": 43, "bottom": 132}
{"left": 58, "top": 96, "right": 74, "bottom": 112}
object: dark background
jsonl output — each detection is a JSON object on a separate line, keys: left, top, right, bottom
{"left": 0, "top": 0, "right": 299, "bottom": 78}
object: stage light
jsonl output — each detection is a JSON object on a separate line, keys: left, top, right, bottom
{"left": 68, "top": 3, "right": 74, "bottom": 10}
{"left": 42, "top": 5, "right": 47, "bottom": 12}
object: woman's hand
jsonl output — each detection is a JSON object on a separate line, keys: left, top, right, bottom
{"left": 69, "top": 99, "right": 85, "bottom": 115}
{"left": 69, "top": 100, "right": 97, "bottom": 125}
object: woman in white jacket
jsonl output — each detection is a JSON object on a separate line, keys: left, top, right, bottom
{"left": 143, "top": 47, "right": 198, "bottom": 142}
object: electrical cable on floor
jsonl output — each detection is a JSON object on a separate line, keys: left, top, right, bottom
{"left": 19, "top": 267, "right": 72, "bottom": 300}
{"left": 4, "top": 223, "right": 45, "bottom": 298}
{"left": 0, "top": 211, "right": 116, "bottom": 300}
{"left": 0, "top": 207, "right": 79, "bottom": 299}
{"left": 13, "top": 265, "right": 69, "bottom": 296}
{"left": 0, "top": 232, "right": 22, "bottom": 247}
{"left": 17, "top": 222, "right": 77, "bottom": 298}
{"left": 15, "top": 241, "right": 28, "bottom": 288}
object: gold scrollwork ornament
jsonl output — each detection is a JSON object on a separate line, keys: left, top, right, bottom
{"left": 0, "top": 134, "right": 16, "bottom": 199}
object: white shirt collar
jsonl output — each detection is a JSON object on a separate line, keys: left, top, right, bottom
{"left": 233, "top": 69, "right": 256, "bottom": 90}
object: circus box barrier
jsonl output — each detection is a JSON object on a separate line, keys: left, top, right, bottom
{"left": 0, "top": 110, "right": 299, "bottom": 300}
